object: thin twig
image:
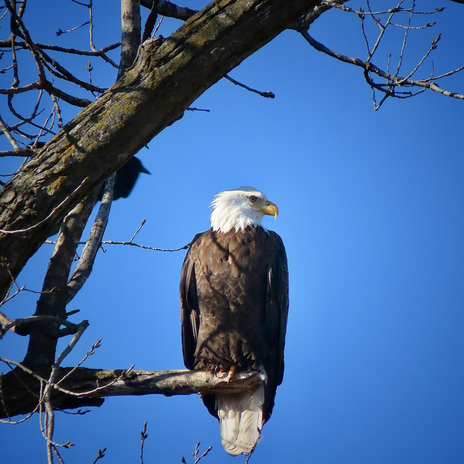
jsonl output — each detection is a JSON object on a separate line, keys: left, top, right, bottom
{"left": 394, "top": 0, "right": 414, "bottom": 77}
{"left": 100, "top": 240, "right": 192, "bottom": 252}
{"left": 56, "top": 21, "right": 90, "bottom": 37}
{"left": 0, "top": 114, "right": 20, "bottom": 150}
{"left": 191, "top": 442, "right": 213, "bottom": 464}
{"left": 399, "top": 33, "right": 441, "bottom": 82}
{"left": 45, "top": 238, "right": 192, "bottom": 252}
{"left": 129, "top": 219, "right": 146, "bottom": 243}
{"left": 0, "top": 38, "right": 121, "bottom": 56}
{"left": 0, "top": 258, "right": 56, "bottom": 310}
{"left": 55, "top": 339, "right": 101, "bottom": 387}
{"left": 52, "top": 321, "right": 89, "bottom": 367}
{"left": 140, "top": 421, "right": 148, "bottom": 464}
{"left": 37, "top": 46, "right": 107, "bottom": 93}
{"left": 91, "top": 448, "right": 107, "bottom": 464}
{"left": 330, "top": 2, "right": 445, "bottom": 16}
{"left": 186, "top": 106, "right": 210, "bottom": 112}
{"left": 225, "top": 75, "right": 275, "bottom": 99}
{"left": 4, "top": 0, "right": 46, "bottom": 84}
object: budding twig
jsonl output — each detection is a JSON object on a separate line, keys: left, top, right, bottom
{"left": 225, "top": 75, "right": 275, "bottom": 99}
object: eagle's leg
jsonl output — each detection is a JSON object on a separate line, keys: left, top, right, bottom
{"left": 213, "top": 363, "right": 230, "bottom": 379}
{"left": 212, "top": 363, "right": 238, "bottom": 383}
{"left": 227, "top": 364, "right": 238, "bottom": 384}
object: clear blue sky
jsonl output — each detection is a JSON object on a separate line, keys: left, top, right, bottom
{"left": 1, "top": 1, "right": 463, "bottom": 463}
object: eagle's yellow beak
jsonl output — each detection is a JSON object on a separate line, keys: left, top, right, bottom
{"left": 260, "top": 201, "right": 279, "bottom": 219}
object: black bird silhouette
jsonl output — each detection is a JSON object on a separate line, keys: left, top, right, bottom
{"left": 97, "top": 157, "right": 150, "bottom": 201}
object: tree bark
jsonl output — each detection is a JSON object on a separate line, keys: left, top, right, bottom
{"left": 119, "top": 0, "right": 141, "bottom": 78}
{"left": 0, "top": 0, "right": 318, "bottom": 301}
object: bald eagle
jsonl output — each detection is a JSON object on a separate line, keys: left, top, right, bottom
{"left": 180, "top": 187, "right": 289, "bottom": 456}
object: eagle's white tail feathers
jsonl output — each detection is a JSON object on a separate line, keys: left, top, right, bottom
{"left": 216, "top": 384, "right": 264, "bottom": 456}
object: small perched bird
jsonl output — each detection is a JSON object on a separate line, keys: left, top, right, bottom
{"left": 97, "top": 157, "right": 150, "bottom": 201}
{"left": 180, "top": 187, "right": 289, "bottom": 456}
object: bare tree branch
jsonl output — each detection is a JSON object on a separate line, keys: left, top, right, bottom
{"left": 91, "top": 448, "right": 107, "bottom": 464}
{"left": 140, "top": 421, "right": 148, "bottom": 464}
{"left": 187, "top": 442, "right": 213, "bottom": 464}
{"left": 119, "top": 0, "right": 141, "bottom": 78}
{"left": 0, "top": 314, "right": 82, "bottom": 338}
{"left": 225, "top": 74, "right": 275, "bottom": 98}
{"left": 0, "top": 38, "right": 121, "bottom": 57}
{"left": 0, "top": 149, "right": 35, "bottom": 157}
{"left": 295, "top": 0, "right": 347, "bottom": 29}
{"left": 0, "top": 364, "right": 264, "bottom": 419}
{"left": 4, "top": 0, "right": 46, "bottom": 86}
{"left": 293, "top": 1, "right": 464, "bottom": 109}
{"left": 37, "top": 46, "right": 107, "bottom": 94}
{"left": 297, "top": 28, "right": 464, "bottom": 103}
{"left": 0, "top": 115, "right": 20, "bottom": 150}
{"left": 100, "top": 239, "right": 191, "bottom": 252}
{"left": 66, "top": 178, "right": 114, "bottom": 304}
{"left": 142, "top": 0, "right": 160, "bottom": 42}
{"left": 140, "top": 0, "right": 197, "bottom": 20}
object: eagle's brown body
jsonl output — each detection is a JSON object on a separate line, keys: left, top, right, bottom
{"left": 180, "top": 224, "right": 288, "bottom": 453}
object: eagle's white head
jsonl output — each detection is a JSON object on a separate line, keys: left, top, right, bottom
{"left": 210, "top": 186, "right": 279, "bottom": 233}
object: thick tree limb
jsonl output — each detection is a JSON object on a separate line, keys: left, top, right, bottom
{"left": 0, "top": 0, "right": 319, "bottom": 301}
{"left": 0, "top": 366, "right": 263, "bottom": 419}
{"left": 62, "top": 368, "right": 263, "bottom": 397}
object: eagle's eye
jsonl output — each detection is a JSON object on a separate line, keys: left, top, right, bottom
{"left": 248, "top": 195, "right": 257, "bottom": 203}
